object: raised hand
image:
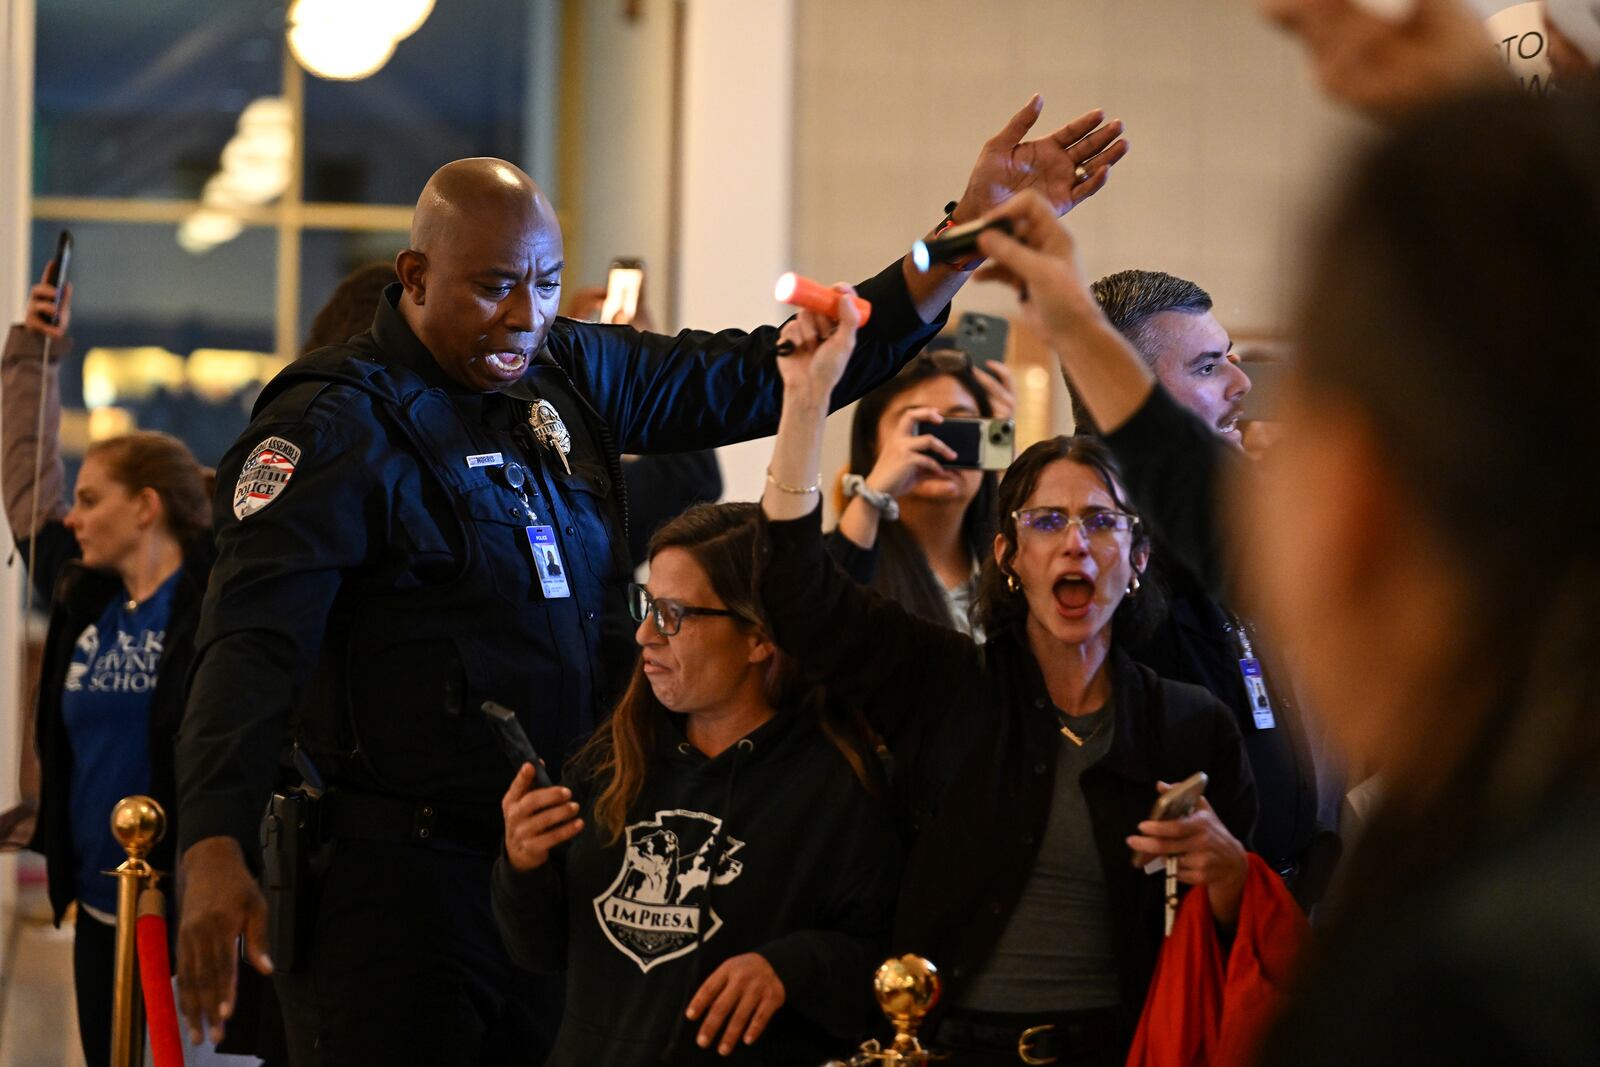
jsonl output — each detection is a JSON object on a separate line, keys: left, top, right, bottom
{"left": 24, "top": 261, "right": 73, "bottom": 341}
{"left": 773, "top": 285, "right": 864, "bottom": 407}
{"left": 952, "top": 96, "right": 1129, "bottom": 223}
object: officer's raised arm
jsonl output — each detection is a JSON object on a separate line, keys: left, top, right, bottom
{"left": 554, "top": 97, "right": 1128, "bottom": 454}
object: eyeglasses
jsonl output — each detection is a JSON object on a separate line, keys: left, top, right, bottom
{"left": 627, "top": 583, "right": 739, "bottom": 637}
{"left": 1012, "top": 507, "right": 1140, "bottom": 541}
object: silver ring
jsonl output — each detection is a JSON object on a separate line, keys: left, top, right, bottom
{"left": 1074, "top": 164, "right": 1091, "bottom": 184}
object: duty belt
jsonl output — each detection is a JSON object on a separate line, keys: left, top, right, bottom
{"left": 321, "top": 789, "right": 501, "bottom": 857}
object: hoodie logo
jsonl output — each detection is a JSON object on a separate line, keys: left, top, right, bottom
{"left": 593, "top": 809, "right": 745, "bottom": 973}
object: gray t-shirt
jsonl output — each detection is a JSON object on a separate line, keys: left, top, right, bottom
{"left": 957, "top": 704, "right": 1121, "bottom": 1013}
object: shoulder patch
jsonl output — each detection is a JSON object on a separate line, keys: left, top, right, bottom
{"left": 233, "top": 436, "right": 302, "bottom": 519}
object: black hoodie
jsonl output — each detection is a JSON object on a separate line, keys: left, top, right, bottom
{"left": 491, "top": 706, "right": 900, "bottom": 1066}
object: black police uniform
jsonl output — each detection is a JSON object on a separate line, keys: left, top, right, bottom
{"left": 176, "top": 265, "right": 942, "bottom": 1066}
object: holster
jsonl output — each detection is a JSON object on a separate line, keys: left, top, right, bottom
{"left": 260, "top": 790, "right": 322, "bottom": 974}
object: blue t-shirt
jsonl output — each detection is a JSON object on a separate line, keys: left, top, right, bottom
{"left": 61, "top": 571, "right": 179, "bottom": 914}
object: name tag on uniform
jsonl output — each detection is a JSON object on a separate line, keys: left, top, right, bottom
{"left": 1240, "top": 658, "right": 1276, "bottom": 730}
{"left": 526, "top": 525, "right": 571, "bottom": 599}
{"left": 466, "top": 452, "right": 504, "bottom": 468}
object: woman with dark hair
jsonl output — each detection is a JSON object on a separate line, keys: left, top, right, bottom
{"left": 758, "top": 295, "right": 1257, "bottom": 1066}
{"left": 971, "top": 88, "right": 1600, "bottom": 1064}
{"left": 826, "top": 348, "right": 1010, "bottom": 636}
{"left": 492, "top": 502, "right": 900, "bottom": 1066}
{"left": 0, "top": 267, "right": 215, "bottom": 1067}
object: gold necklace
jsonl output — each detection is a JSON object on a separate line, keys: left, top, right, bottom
{"left": 1059, "top": 714, "right": 1108, "bottom": 748}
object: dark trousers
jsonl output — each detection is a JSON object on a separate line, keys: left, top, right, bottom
{"left": 73, "top": 908, "right": 116, "bottom": 1067}
{"left": 273, "top": 838, "right": 561, "bottom": 1066}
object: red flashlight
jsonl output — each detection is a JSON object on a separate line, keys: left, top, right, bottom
{"left": 774, "top": 272, "right": 873, "bottom": 325}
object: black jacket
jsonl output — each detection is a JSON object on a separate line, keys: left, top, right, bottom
{"left": 756, "top": 506, "right": 1256, "bottom": 1029}
{"left": 491, "top": 707, "right": 901, "bottom": 1066}
{"left": 1104, "top": 386, "right": 1322, "bottom": 873}
{"left": 20, "top": 520, "right": 211, "bottom": 924}
{"left": 177, "top": 263, "right": 943, "bottom": 856}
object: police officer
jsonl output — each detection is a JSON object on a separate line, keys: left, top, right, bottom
{"left": 175, "top": 99, "right": 1128, "bottom": 1066}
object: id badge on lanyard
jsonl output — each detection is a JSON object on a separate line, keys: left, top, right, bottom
{"left": 527, "top": 525, "right": 571, "bottom": 599}
{"left": 488, "top": 456, "right": 573, "bottom": 600}
{"left": 1231, "top": 615, "right": 1276, "bottom": 730}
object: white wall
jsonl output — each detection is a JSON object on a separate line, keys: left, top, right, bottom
{"left": 678, "top": 0, "right": 795, "bottom": 503}
{"left": 559, "top": 0, "right": 677, "bottom": 323}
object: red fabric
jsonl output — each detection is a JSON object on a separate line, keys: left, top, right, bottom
{"left": 1125, "top": 854, "right": 1309, "bottom": 1067}
{"left": 136, "top": 910, "right": 184, "bottom": 1067}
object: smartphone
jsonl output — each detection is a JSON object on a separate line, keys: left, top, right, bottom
{"left": 1149, "top": 772, "right": 1209, "bottom": 822}
{"left": 955, "top": 311, "right": 1008, "bottom": 368}
{"left": 45, "top": 230, "right": 73, "bottom": 326}
{"left": 481, "top": 701, "right": 556, "bottom": 788}
{"left": 1134, "top": 771, "right": 1209, "bottom": 870}
{"left": 914, "top": 416, "right": 1015, "bottom": 471}
{"left": 600, "top": 257, "right": 644, "bottom": 325}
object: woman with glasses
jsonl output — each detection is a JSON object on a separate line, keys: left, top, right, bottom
{"left": 825, "top": 342, "right": 1014, "bottom": 638}
{"left": 757, "top": 292, "right": 1256, "bottom": 1066}
{"left": 491, "top": 501, "right": 900, "bottom": 1066}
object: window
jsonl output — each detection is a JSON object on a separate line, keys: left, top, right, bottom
{"left": 31, "top": 0, "right": 544, "bottom": 466}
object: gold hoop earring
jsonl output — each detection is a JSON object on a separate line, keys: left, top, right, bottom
{"left": 1006, "top": 573, "right": 1020, "bottom": 594}
{"left": 1126, "top": 575, "right": 1141, "bottom": 597}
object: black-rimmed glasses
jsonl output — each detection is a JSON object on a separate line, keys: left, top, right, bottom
{"left": 627, "top": 583, "right": 738, "bottom": 637}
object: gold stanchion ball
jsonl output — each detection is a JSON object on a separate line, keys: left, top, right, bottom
{"left": 873, "top": 954, "right": 940, "bottom": 1022}
{"left": 110, "top": 795, "right": 167, "bottom": 859}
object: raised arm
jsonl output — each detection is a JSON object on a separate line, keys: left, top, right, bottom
{"left": 567, "top": 99, "right": 1128, "bottom": 454}
{"left": 758, "top": 291, "right": 977, "bottom": 739}
{"left": 974, "top": 191, "right": 1240, "bottom": 593}
{"left": 2, "top": 266, "right": 78, "bottom": 597}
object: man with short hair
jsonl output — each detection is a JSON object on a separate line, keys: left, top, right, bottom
{"left": 1070, "top": 268, "right": 1326, "bottom": 897}
{"left": 1085, "top": 271, "right": 1250, "bottom": 442}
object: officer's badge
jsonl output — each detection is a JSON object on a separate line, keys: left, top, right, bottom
{"left": 592, "top": 809, "right": 745, "bottom": 973}
{"left": 233, "top": 436, "right": 301, "bottom": 519}
{"left": 528, "top": 399, "right": 573, "bottom": 475}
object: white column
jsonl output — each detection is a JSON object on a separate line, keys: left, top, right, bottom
{"left": 0, "top": 0, "right": 37, "bottom": 973}
{"left": 676, "top": 0, "right": 795, "bottom": 503}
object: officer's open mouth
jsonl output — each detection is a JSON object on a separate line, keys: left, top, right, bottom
{"left": 484, "top": 351, "right": 529, "bottom": 374}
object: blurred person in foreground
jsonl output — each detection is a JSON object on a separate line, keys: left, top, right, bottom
{"left": 973, "top": 86, "right": 1600, "bottom": 1062}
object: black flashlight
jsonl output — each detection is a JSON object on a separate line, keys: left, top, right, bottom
{"left": 911, "top": 217, "right": 1013, "bottom": 272}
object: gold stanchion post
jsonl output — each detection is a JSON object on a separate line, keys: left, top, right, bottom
{"left": 826, "top": 954, "right": 943, "bottom": 1066}
{"left": 107, "top": 795, "right": 166, "bottom": 1067}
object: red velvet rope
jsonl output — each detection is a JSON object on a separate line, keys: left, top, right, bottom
{"left": 136, "top": 904, "right": 184, "bottom": 1067}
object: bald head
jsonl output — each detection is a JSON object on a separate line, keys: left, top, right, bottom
{"left": 410, "top": 157, "right": 557, "bottom": 251}
{"left": 395, "top": 157, "right": 566, "bottom": 392}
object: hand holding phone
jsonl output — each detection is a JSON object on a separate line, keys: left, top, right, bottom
{"left": 1132, "top": 772, "right": 1208, "bottom": 870}
{"left": 600, "top": 257, "right": 644, "bottom": 326}
{"left": 912, "top": 416, "right": 1015, "bottom": 470}
{"left": 482, "top": 701, "right": 555, "bottom": 787}
{"left": 26, "top": 231, "right": 73, "bottom": 337}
